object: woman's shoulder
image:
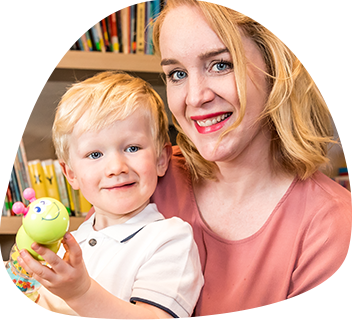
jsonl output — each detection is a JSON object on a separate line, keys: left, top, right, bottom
{"left": 151, "top": 146, "right": 197, "bottom": 220}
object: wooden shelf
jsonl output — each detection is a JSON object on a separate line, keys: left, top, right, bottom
{"left": 0, "top": 48, "right": 352, "bottom": 88}
{"left": 57, "top": 51, "right": 163, "bottom": 73}
{"left": 0, "top": 217, "right": 85, "bottom": 235}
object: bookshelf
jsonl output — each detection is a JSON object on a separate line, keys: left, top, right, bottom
{"left": 0, "top": 48, "right": 352, "bottom": 235}
{"left": 0, "top": 217, "right": 85, "bottom": 235}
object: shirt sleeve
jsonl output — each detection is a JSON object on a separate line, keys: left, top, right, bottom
{"left": 130, "top": 217, "right": 204, "bottom": 318}
{"left": 288, "top": 198, "right": 352, "bottom": 297}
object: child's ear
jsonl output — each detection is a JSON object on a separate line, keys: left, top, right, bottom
{"left": 60, "top": 161, "right": 80, "bottom": 190}
{"left": 156, "top": 143, "right": 172, "bottom": 177}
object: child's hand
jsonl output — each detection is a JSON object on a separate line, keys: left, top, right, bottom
{"left": 18, "top": 232, "right": 91, "bottom": 303}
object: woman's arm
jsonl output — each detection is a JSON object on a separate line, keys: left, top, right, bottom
{"left": 18, "top": 233, "right": 172, "bottom": 319}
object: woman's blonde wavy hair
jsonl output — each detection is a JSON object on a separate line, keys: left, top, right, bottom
{"left": 53, "top": 71, "right": 169, "bottom": 166}
{"left": 153, "top": 0, "right": 335, "bottom": 181}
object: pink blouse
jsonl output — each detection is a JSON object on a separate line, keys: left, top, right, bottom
{"left": 151, "top": 147, "right": 352, "bottom": 316}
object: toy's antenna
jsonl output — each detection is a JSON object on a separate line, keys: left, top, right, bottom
{"left": 12, "top": 188, "right": 37, "bottom": 217}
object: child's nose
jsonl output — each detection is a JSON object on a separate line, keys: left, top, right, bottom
{"left": 105, "top": 153, "right": 129, "bottom": 176}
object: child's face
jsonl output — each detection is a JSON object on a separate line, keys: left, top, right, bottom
{"left": 63, "top": 111, "right": 168, "bottom": 224}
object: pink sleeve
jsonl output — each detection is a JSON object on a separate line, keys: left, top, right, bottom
{"left": 288, "top": 199, "right": 352, "bottom": 297}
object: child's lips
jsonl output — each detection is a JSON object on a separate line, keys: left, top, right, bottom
{"left": 104, "top": 182, "right": 136, "bottom": 190}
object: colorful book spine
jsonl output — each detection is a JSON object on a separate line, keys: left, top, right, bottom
{"left": 120, "top": 6, "right": 130, "bottom": 54}
{"left": 90, "top": 23, "right": 105, "bottom": 52}
{"left": 41, "top": 159, "right": 61, "bottom": 201}
{"left": 130, "top": 4, "right": 137, "bottom": 53}
{"left": 136, "top": 3, "right": 146, "bottom": 54}
{"left": 108, "top": 13, "right": 119, "bottom": 52}
{"left": 44, "top": 0, "right": 70, "bottom": 51}
{"left": 28, "top": 160, "right": 48, "bottom": 199}
{"left": 53, "top": 160, "right": 71, "bottom": 215}
{"left": 101, "top": 18, "right": 111, "bottom": 52}
{"left": 73, "top": 0, "right": 93, "bottom": 51}
{"left": 19, "top": 140, "right": 32, "bottom": 189}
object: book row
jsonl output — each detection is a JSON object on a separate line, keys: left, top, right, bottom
{"left": 0, "top": 0, "right": 164, "bottom": 54}
{"left": 3, "top": 141, "right": 91, "bottom": 218}
{"left": 289, "top": 0, "right": 352, "bottom": 71}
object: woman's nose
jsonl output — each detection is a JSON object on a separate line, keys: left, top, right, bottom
{"left": 185, "top": 74, "right": 215, "bottom": 108}
{"left": 105, "top": 153, "right": 129, "bottom": 177}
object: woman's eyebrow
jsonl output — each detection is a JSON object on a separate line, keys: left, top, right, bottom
{"left": 160, "top": 48, "right": 229, "bottom": 67}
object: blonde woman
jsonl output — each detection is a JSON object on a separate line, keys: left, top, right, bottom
{"left": 149, "top": 0, "right": 352, "bottom": 316}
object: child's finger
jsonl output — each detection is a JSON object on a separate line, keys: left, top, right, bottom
{"left": 62, "top": 232, "right": 84, "bottom": 267}
{"left": 18, "top": 249, "right": 53, "bottom": 282}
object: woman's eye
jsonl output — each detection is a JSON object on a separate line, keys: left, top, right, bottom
{"left": 211, "top": 61, "right": 233, "bottom": 72}
{"left": 167, "top": 70, "right": 187, "bottom": 82}
{"left": 126, "top": 146, "right": 140, "bottom": 153}
{"left": 88, "top": 151, "right": 103, "bottom": 159}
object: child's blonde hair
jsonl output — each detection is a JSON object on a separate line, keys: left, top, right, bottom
{"left": 153, "top": 0, "right": 335, "bottom": 181}
{"left": 53, "top": 71, "right": 169, "bottom": 165}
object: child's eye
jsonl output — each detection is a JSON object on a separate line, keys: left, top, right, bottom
{"left": 126, "top": 146, "right": 140, "bottom": 153}
{"left": 88, "top": 151, "right": 103, "bottom": 159}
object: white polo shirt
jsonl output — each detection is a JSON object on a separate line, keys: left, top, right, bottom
{"left": 38, "top": 203, "right": 204, "bottom": 318}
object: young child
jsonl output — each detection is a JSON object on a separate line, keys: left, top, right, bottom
{"left": 18, "top": 71, "right": 203, "bottom": 319}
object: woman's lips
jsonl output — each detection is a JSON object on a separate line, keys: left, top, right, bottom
{"left": 191, "top": 112, "right": 232, "bottom": 134}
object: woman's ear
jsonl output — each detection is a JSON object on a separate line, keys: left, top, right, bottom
{"left": 60, "top": 161, "right": 80, "bottom": 190}
{"left": 156, "top": 143, "right": 172, "bottom": 177}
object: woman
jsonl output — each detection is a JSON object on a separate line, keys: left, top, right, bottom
{"left": 150, "top": 0, "right": 352, "bottom": 316}
{"left": 153, "top": 0, "right": 352, "bottom": 320}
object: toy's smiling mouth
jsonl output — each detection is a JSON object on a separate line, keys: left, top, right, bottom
{"left": 41, "top": 202, "right": 61, "bottom": 221}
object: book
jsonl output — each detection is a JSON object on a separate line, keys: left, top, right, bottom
{"left": 78, "top": 190, "right": 92, "bottom": 216}
{"left": 108, "top": 13, "right": 119, "bottom": 52}
{"left": 91, "top": 23, "right": 105, "bottom": 52}
{"left": 72, "top": 0, "right": 93, "bottom": 51}
{"left": 130, "top": 4, "right": 137, "bottom": 53}
{"left": 28, "top": 160, "right": 48, "bottom": 199}
{"left": 90, "top": 0, "right": 106, "bottom": 52}
{"left": 136, "top": 2, "right": 146, "bottom": 54}
{"left": 334, "top": 19, "right": 346, "bottom": 69}
{"left": 18, "top": 140, "right": 32, "bottom": 190}
{"left": 11, "top": 127, "right": 31, "bottom": 194}
{"left": 340, "top": 20, "right": 352, "bottom": 71}
{"left": 44, "top": 0, "right": 70, "bottom": 51}
{"left": 53, "top": 160, "right": 72, "bottom": 215}
{"left": 101, "top": 18, "right": 111, "bottom": 52}
{"left": 120, "top": 6, "right": 130, "bottom": 54}
{"left": 41, "top": 159, "right": 61, "bottom": 201}
{"left": 83, "top": 0, "right": 102, "bottom": 51}
{"left": 7, "top": 135, "right": 24, "bottom": 202}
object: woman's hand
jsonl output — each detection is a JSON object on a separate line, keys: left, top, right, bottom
{"left": 17, "top": 232, "right": 91, "bottom": 303}
{"left": 0, "top": 261, "right": 38, "bottom": 320}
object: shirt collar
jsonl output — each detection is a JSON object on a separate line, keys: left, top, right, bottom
{"left": 74, "top": 203, "right": 164, "bottom": 243}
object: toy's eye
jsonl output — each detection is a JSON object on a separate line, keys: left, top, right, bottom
{"left": 34, "top": 206, "right": 42, "bottom": 213}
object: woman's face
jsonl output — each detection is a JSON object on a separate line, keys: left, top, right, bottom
{"left": 159, "top": 5, "right": 270, "bottom": 165}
